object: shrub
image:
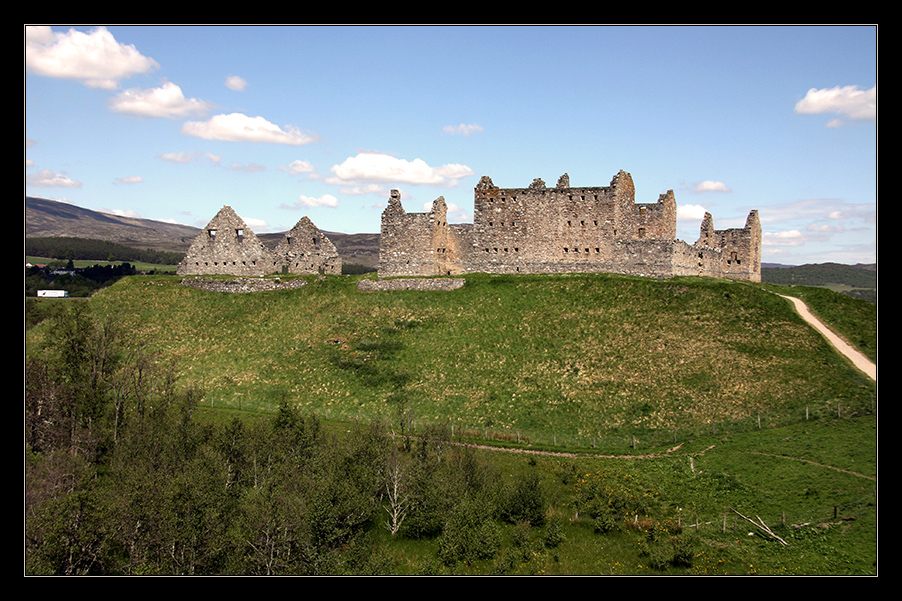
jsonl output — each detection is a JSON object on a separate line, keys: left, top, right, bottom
{"left": 437, "top": 495, "right": 502, "bottom": 565}
{"left": 501, "top": 471, "right": 547, "bottom": 526}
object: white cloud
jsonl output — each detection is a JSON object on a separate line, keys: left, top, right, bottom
{"left": 157, "top": 151, "right": 222, "bottom": 165}
{"left": 281, "top": 194, "right": 339, "bottom": 209}
{"left": 283, "top": 159, "right": 315, "bottom": 176}
{"left": 692, "top": 180, "right": 731, "bottom": 193}
{"left": 181, "top": 113, "right": 319, "bottom": 145}
{"left": 109, "top": 82, "right": 213, "bottom": 119}
{"left": 807, "top": 222, "right": 843, "bottom": 233}
{"left": 25, "top": 26, "right": 159, "bottom": 90}
{"left": 225, "top": 75, "right": 248, "bottom": 91}
{"left": 101, "top": 207, "right": 141, "bottom": 218}
{"left": 443, "top": 123, "right": 484, "bottom": 136}
{"left": 328, "top": 152, "right": 475, "bottom": 187}
{"left": 763, "top": 230, "right": 806, "bottom": 247}
{"left": 757, "top": 198, "right": 875, "bottom": 226}
{"left": 338, "top": 184, "right": 388, "bottom": 196}
{"left": 115, "top": 176, "right": 144, "bottom": 184}
{"left": 242, "top": 216, "right": 268, "bottom": 228}
{"left": 229, "top": 163, "right": 266, "bottom": 172}
{"left": 794, "top": 85, "right": 877, "bottom": 125}
{"left": 677, "top": 204, "right": 708, "bottom": 220}
{"left": 26, "top": 168, "right": 81, "bottom": 188}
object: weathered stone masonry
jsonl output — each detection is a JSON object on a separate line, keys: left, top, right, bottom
{"left": 177, "top": 206, "right": 341, "bottom": 277}
{"left": 378, "top": 171, "right": 761, "bottom": 282}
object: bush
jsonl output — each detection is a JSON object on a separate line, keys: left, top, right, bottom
{"left": 501, "top": 471, "right": 546, "bottom": 526}
{"left": 437, "top": 496, "right": 502, "bottom": 565}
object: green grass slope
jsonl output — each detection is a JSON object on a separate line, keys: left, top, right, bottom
{"left": 73, "top": 272, "right": 875, "bottom": 450}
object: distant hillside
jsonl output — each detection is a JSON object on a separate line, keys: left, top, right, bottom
{"left": 259, "top": 231, "right": 380, "bottom": 270}
{"left": 762, "top": 262, "right": 877, "bottom": 303}
{"left": 25, "top": 196, "right": 381, "bottom": 268}
{"left": 26, "top": 196, "right": 201, "bottom": 254}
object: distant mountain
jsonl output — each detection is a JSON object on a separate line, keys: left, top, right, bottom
{"left": 25, "top": 196, "right": 381, "bottom": 267}
{"left": 26, "top": 197, "right": 201, "bottom": 254}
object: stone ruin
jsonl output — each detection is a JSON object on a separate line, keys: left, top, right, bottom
{"left": 377, "top": 170, "right": 762, "bottom": 282}
{"left": 177, "top": 206, "right": 341, "bottom": 277}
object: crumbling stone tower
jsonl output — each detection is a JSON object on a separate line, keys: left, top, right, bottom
{"left": 377, "top": 190, "right": 460, "bottom": 276}
{"left": 695, "top": 210, "right": 762, "bottom": 282}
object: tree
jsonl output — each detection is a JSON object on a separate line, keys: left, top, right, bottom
{"left": 383, "top": 449, "right": 410, "bottom": 535}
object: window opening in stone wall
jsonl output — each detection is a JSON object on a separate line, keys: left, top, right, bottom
{"left": 638, "top": 227, "right": 646, "bottom": 238}
{"left": 208, "top": 229, "right": 217, "bottom": 241}
{"left": 313, "top": 237, "right": 320, "bottom": 250}
{"left": 236, "top": 228, "right": 244, "bottom": 242}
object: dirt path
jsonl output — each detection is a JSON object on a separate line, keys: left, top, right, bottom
{"left": 779, "top": 294, "right": 876, "bottom": 382}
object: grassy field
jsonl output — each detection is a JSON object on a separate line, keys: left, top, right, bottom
{"left": 74, "top": 272, "right": 876, "bottom": 451}
{"left": 26, "top": 271, "right": 878, "bottom": 575}
{"left": 26, "top": 255, "right": 177, "bottom": 273}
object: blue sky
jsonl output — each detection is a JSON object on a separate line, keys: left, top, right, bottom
{"left": 26, "top": 25, "right": 877, "bottom": 265}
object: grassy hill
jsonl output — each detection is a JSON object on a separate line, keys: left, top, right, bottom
{"left": 49, "top": 271, "right": 873, "bottom": 450}
{"left": 25, "top": 271, "right": 877, "bottom": 575}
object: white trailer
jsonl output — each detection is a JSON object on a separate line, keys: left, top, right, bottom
{"left": 37, "top": 290, "right": 69, "bottom": 298}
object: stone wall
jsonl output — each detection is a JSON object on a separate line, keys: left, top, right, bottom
{"left": 180, "top": 277, "right": 308, "bottom": 293}
{"left": 177, "top": 206, "right": 341, "bottom": 277}
{"left": 272, "top": 216, "right": 342, "bottom": 275}
{"left": 377, "top": 171, "right": 762, "bottom": 282}
{"left": 357, "top": 278, "right": 466, "bottom": 292}
{"left": 177, "top": 206, "right": 273, "bottom": 276}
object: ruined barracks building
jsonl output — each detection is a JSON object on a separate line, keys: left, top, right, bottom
{"left": 177, "top": 205, "right": 341, "bottom": 276}
{"left": 378, "top": 171, "right": 762, "bottom": 282}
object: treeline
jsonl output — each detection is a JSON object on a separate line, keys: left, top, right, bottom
{"left": 26, "top": 237, "right": 185, "bottom": 266}
{"left": 25, "top": 304, "right": 597, "bottom": 576}
{"left": 26, "top": 262, "right": 140, "bottom": 298}
{"left": 762, "top": 262, "right": 876, "bottom": 289}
